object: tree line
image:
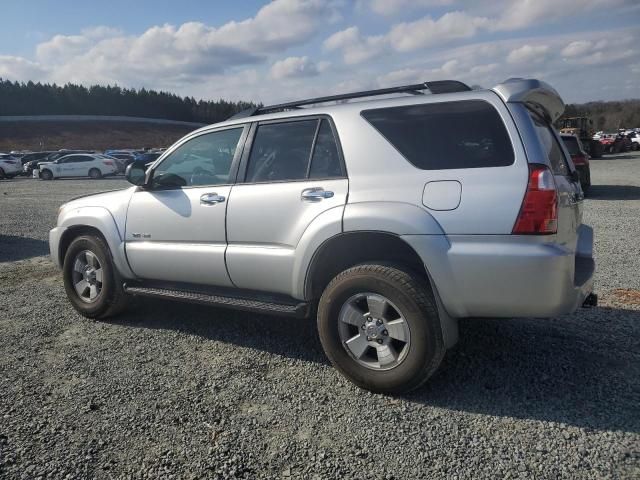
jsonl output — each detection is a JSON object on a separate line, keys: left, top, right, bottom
{"left": 2, "top": 78, "right": 638, "bottom": 131}
{"left": 561, "top": 99, "right": 640, "bottom": 132}
{"left": 0, "top": 79, "right": 256, "bottom": 124}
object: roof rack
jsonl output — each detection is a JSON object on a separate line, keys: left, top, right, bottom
{"left": 228, "top": 80, "right": 471, "bottom": 120}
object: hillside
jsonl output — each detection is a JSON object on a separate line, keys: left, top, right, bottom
{"left": 0, "top": 79, "right": 255, "bottom": 124}
{"left": 0, "top": 119, "right": 199, "bottom": 151}
{"left": 561, "top": 99, "right": 640, "bottom": 131}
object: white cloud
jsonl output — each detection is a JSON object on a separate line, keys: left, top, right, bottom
{"left": 0, "top": 56, "right": 48, "bottom": 81}
{"left": 365, "top": 0, "right": 456, "bottom": 16}
{"left": 325, "top": 11, "right": 491, "bottom": 64}
{"left": 561, "top": 41, "right": 592, "bottom": 58}
{"left": 270, "top": 56, "right": 320, "bottom": 79}
{"left": 388, "top": 11, "right": 490, "bottom": 51}
{"left": 506, "top": 44, "right": 550, "bottom": 64}
{"left": 495, "top": 0, "right": 628, "bottom": 31}
{"left": 324, "top": 26, "right": 387, "bottom": 64}
{"left": 17, "top": 0, "right": 338, "bottom": 88}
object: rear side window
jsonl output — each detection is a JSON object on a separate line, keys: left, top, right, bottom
{"left": 245, "top": 118, "right": 344, "bottom": 182}
{"left": 309, "top": 119, "right": 343, "bottom": 178}
{"left": 530, "top": 114, "right": 570, "bottom": 176}
{"left": 361, "top": 100, "right": 514, "bottom": 170}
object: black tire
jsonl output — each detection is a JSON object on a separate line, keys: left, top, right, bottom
{"left": 317, "top": 263, "right": 445, "bottom": 394}
{"left": 89, "top": 168, "right": 102, "bottom": 179}
{"left": 0, "top": 168, "right": 5, "bottom": 179}
{"left": 40, "top": 169, "right": 53, "bottom": 180}
{"left": 62, "top": 235, "right": 129, "bottom": 319}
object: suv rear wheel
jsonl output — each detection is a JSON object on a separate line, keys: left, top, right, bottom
{"left": 62, "top": 235, "right": 129, "bottom": 319}
{"left": 317, "top": 263, "right": 444, "bottom": 393}
{"left": 89, "top": 168, "right": 102, "bottom": 179}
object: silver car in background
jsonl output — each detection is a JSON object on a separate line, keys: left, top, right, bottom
{"left": 49, "top": 78, "right": 595, "bottom": 393}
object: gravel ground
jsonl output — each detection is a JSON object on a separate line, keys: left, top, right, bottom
{"left": 1, "top": 155, "right": 639, "bottom": 479}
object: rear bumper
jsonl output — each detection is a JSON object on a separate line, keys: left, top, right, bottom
{"left": 402, "top": 225, "right": 595, "bottom": 318}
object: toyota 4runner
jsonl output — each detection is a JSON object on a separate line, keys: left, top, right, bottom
{"left": 49, "top": 78, "right": 596, "bottom": 393}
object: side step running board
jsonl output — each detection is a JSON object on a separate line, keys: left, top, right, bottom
{"left": 123, "top": 284, "right": 310, "bottom": 318}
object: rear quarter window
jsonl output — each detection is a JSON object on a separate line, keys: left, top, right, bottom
{"left": 361, "top": 100, "right": 514, "bottom": 170}
{"left": 530, "top": 113, "right": 570, "bottom": 176}
{"left": 561, "top": 136, "right": 580, "bottom": 155}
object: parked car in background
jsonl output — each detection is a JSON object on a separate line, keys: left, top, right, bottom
{"left": 104, "top": 151, "right": 136, "bottom": 173}
{"left": 599, "top": 133, "right": 630, "bottom": 153}
{"left": 132, "top": 152, "right": 162, "bottom": 165}
{"left": 0, "top": 153, "right": 22, "bottom": 179}
{"left": 50, "top": 78, "right": 595, "bottom": 393}
{"left": 45, "top": 150, "right": 96, "bottom": 162}
{"left": 20, "top": 151, "right": 59, "bottom": 176}
{"left": 561, "top": 134, "right": 591, "bottom": 192}
{"left": 626, "top": 131, "right": 640, "bottom": 150}
{"left": 37, "top": 153, "right": 118, "bottom": 180}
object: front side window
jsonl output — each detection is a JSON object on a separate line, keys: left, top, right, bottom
{"left": 362, "top": 100, "right": 514, "bottom": 170}
{"left": 152, "top": 127, "right": 244, "bottom": 188}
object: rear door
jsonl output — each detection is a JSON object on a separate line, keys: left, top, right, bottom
{"left": 529, "top": 113, "right": 582, "bottom": 248}
{"left": 225, "top": 117, "right": 348, "bottom": 295}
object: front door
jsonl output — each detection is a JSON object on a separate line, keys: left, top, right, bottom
{"left": 226, "top": 117, "right": 348, "bottom": 295}
{"left": 56, "top": 155, "right": 84, "bottom": 177}
{"left": 125, "top": 126, "right": 247, "bottom": 286}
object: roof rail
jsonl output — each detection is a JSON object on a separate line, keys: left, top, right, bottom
{"left": 228, "top": 80, "right": 471, "bottom": 120}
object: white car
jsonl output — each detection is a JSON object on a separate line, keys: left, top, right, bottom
{"left": 38, "top": 153, "right": 119, "bottom": 180}
{"left": 0, "top": 154, "right": 22, "bottom": 179}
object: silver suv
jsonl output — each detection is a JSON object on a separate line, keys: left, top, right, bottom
{"left": 49, "top": 78, "right": 595, "bottom": 393}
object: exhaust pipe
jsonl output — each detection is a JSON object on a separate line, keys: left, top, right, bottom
{"left": 582, "top": 293, "right": 598, "bottom": 308}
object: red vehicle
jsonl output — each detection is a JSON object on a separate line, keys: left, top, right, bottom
{"left": 599, "top": 133, "right": 631, "bottom": 154}
{"left": 561, "top": 134, "right": 591, "bottom": 192}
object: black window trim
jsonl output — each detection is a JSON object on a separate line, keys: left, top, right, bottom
{"left": 360, "top": 99, "right": 516, "bottom": 171}
{"left": 528, "top": 108, "right": 574, "bottom": 177}
{"left": 236, "top": 114, "right": 347, "bottom": 185}
{"left": 146, "top": 124, "right": 250, "bottom": 191}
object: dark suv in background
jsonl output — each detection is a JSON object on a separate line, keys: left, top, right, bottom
{"left": 561, "top": 134, "right": 591, "bottom": 192}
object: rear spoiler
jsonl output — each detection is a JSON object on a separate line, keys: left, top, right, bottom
{"left": 492, "top": 78, "right": 565, "bottom": 123}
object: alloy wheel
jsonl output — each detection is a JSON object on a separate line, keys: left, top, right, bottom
{"left": 71, "top": 250, "right": 103, "bottom": 303}
{"left": 338, "top": 293, "right": 411, "bottom": 370}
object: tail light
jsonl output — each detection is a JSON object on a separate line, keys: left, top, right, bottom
{"left": 512, "top": 164, "right": 557, "bottom": 235}
{"left": 103, "top": 160, "right": 114, "bottom": 166}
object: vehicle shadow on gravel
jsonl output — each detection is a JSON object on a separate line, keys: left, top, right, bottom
{"left": 0, "top": 235, "right": 49, "bottom": 262}
{"left": 112, "top": 298, "right": 329, "bottom": 364}
{"left": 587, "top": 185, "right": 640, "bottom": 200}
{"left": 111, "top": 299, "right": 639, "bottom": 433}
{"left": 408, "top": 309, "right": 640, "bottom": 434}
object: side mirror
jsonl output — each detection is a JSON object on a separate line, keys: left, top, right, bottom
{"left": 125, "top": 163, "right": 147, "bottom": 186}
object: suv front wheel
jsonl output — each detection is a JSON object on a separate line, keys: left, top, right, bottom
{"left": 317, "top": 264, "right": 445, "bottom": 393}
{"left": 62, "top": 235, "right": 129, "bottom": 319}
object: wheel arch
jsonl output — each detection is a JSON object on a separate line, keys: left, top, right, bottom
{"left": 57, "top": 206, "right": 135, "bottom": 278}
{"left": 305, "top": 231, "right": 459, "bottom": 348}
{"left": 304, "top": 231, "right": 431, "bottom": 300}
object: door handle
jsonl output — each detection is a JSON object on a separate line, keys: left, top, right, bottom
{"left": 200, "top": 193, "right": 226, "bottom": 205}
{"left": 301, "top": 187, "right": 334, "bottom": 202}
